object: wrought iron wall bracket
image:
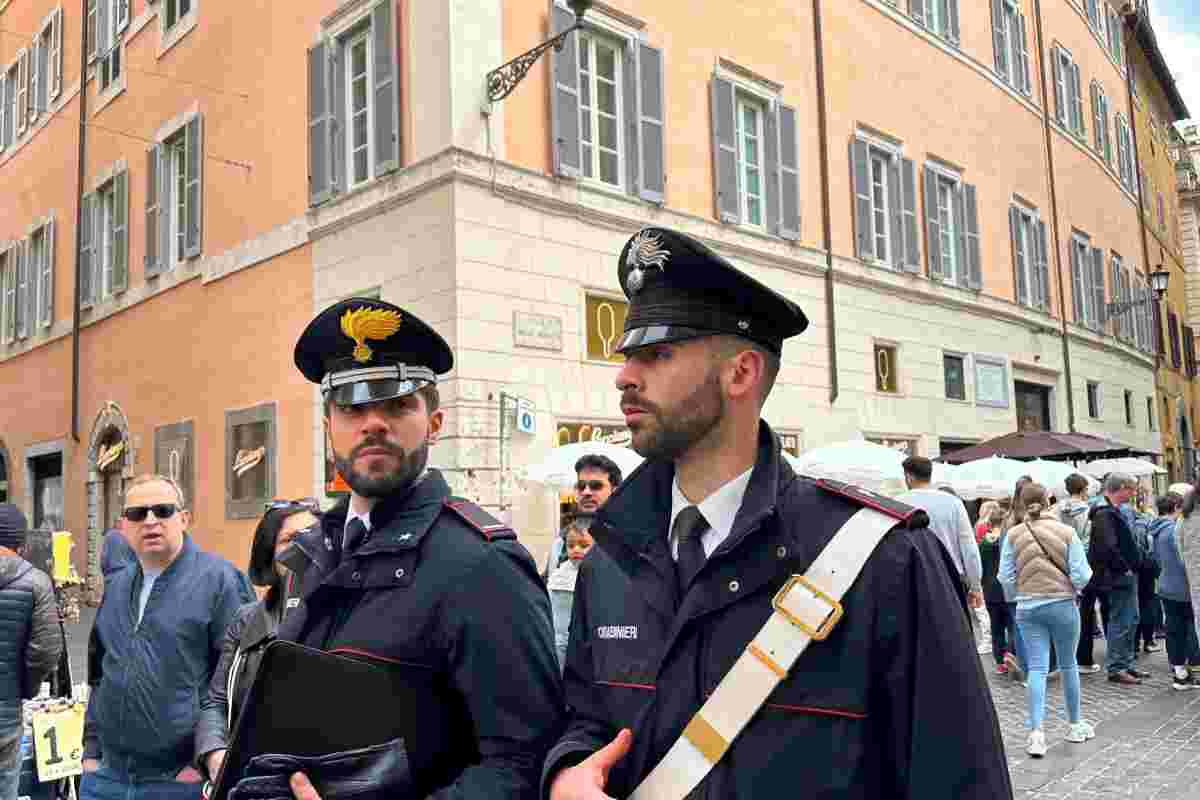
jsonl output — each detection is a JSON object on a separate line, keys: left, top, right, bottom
{"left": 486, "top": 23, "right": 582, "bottom": 102}
{"left": 1106, "top": 298, "right": 1160, "bottom": 316}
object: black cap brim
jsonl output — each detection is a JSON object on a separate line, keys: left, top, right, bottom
{"left": 614, "top": 326, "right": 714, "bottom": 355}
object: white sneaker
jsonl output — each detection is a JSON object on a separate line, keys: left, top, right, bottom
{"left": 1027, "top": 729, "right": 1047, "bottom": 757}
{"left": 1066, "top": 720, "right": 1095, "bottom": 742}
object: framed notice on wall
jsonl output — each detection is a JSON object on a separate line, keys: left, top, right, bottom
{"left": 974, "top": 357, "right": 1010, "bottom": 408}
{"left": 155, "top": 421, "right": 195, "bottom": 516}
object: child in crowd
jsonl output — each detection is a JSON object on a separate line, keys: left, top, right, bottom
{"left": 549, "top": 514, "right": 595, "bottom": 671}
{"left": 980, "top": 506, "right": 1014, "bottom": 674}
{"left": 1153, "top": 492, "right": 1200, "bottom": 690}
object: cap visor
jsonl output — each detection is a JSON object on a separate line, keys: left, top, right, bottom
{"left": 327, "top": 378, "right": 430, "bottom": 407}
{"left": 614, "top": 326, "right": 713, "bottom": 354}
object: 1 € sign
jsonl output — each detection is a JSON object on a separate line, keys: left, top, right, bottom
{"left": 32, "top": 704, "right": 85, "bottom": 782}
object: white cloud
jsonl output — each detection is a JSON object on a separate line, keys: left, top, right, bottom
{"left": 1151, "top": 5, "right": 1200, "bottom": 123}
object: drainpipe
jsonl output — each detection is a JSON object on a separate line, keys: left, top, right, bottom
{"left": 812, "top": 0, "right": 837, "bottom": 404}
{"left": 70, "top": 0, "right": 89, "bottom": 443}
{"left": 1031, "top": 0, "right": 1076, "bottom": 432}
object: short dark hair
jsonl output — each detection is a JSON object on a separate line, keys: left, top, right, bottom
{"left": 248, "top": 505, "right": 321, "bottom": 596}
{"left": 1159, "top": 492, "right": 1184, "bottom": 516}
{"left": 565, "top": 512, "right": 595, "bottom": 534}
{"left": 709, "top": 336, "right": 781, "bottom": 406}
{"left": 901, "top": 456, "right": 933, "bottom": 482}
{"left": 575, "top": 455, "right": 622, "bottom": 487}
{"left": 1065, "top": 473, "right": 1089, "bottom": 496}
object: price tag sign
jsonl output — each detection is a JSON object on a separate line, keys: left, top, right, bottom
{"left": 31, "top": 703, "right": 85, "bottom": 782}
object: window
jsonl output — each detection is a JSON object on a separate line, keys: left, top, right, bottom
{"left": 1090, "top": 82, "right": 1112, "bottom": 164}
{"left": 0, "top": 249, "right": 12, "bottom": 343}
{"left": 911, "top": 0, "right": 959, "bottom": 44}
{"left": 307, "top": 3, "right": 401, "bottom": 206}
{"left": 145, "top": 116, "right": 203, "bottom": 276}
{"left": 584, "top": 294, "right": 629, "bottom": 363}
{"left": 14, "top": 50, "right": 27, "bottom": 138}
{"left": 735, "top": 96, "right": 765, "bottom": 227}
{"left": 1069, "top": 232, "right": 1105, "bottom": 333}
{"left": 29, "top": 222, "right": 54, "bottom": 331}
{"left": 577, "top": 32, "right": 623, "bottom": 190}
{"left": 1086, "top": 381, "right": 1101, "bottom": 419}
{"left": 1124, "top": 390, "right": 1133, "bottom": 426}
{"left": 1132, "top": 274, "right": 1151, "bottom": 353}
{"left": 924, "top": 166, "right": 980, "bottom": 289}
{"left": 1, "top": 63, "right": 14, "bottom": 149}
{"left": 711, "top": 73, "right": 799, "bottom": 237}
{"left": 96, "top": 0, "right": 128, "bottom": 91}
{"left": 1052, "top": 46, "right": 1085, "bottom": 140}
{"left": 1148, "top": 397, "right": 1155, "bottom": 430}
{"left": 852, "top": 136, "right": 918, "bottom": 271}
{"left": 1109, "top": 254, "right": 1132, "bottom": 342}
{"left": 87, "top": 0, "right": 97, "bottom": 61}
{"left": 944, "top": 353, "right": 966, "bottom": 400}
{"left": 12, "top": 239, "right": 27, "bottom": 340}
{"left": 874, "top": 343, "right": 898, "bottom": 393}
{"left": 1106, "top": 6, "right": 1124, "bottom": 66}
{"left": 164, "top": 0, "right": 191, "bottom": 31}
{"left": 1184, "top": 326, "right": 1197, "bottom": 378}
{"left": 1010, "top": 203, "right": 1049, "bottom": 311}
{"left": 1169, "top": 308, "right": 1182, "bottom": 369}
{"left": 1115, "top": 114, "right": 1134, "bottom": 188}
{"left": 1085, "top": 0, "right": 1101, "bottom": 31}
{"left": 79, "top": 171, "right": 128, "bottom": 307}
{"left": 992, "top": 0, "right": 1031, "bottom": 94}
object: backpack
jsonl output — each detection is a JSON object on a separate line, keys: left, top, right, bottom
{"left": 1132, "top": 516, "right": 1161, "bottom": 578}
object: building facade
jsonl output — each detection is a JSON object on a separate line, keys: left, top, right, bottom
{"left": 0, "top": 0, "right": 1194, "bottom": 578}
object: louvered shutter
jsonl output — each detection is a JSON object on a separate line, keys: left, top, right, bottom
{"left": 1169, "top": 311, "right": 1182, "bottom": 368}
{"left": 1089, "top": 247, "right": 1105, "bottom": 333}
{"left": 1070, "top": 240, "right": 1084, "bottom": 326}
{"left": 1071, "top": 63, "right": 1084, "bottom": 137}
{"left": 1017, "top": 13, "right": 1031, "bottom": 94}
{"left": 371, "top": 0, "right": 398, "bottom": 176}
{"left": 15, "top": 50, "right": 27, "bottom": 136}
{"left": 1116, "top": 118, "right": 1128, "bottom": 185}
{"left": 97, "top": 0, "right": 109, "bottom": 62}
{"left": 306, "top": 41, "right": 332, "bottom": 206}
{"left": 622, "top": 43, "right": 638, "bottom": 196}
{"left": 637, "top": 43, "right": 665, "bottom": 204}
{"left": 1035, "top": 219, "right": 1049, "bottom": 310}
{"left": 1052, "top": 49, "right": 1065, "bottom": 124}
{"left": 40, "top": 219, "right": 54, "bottom": 327}
{"left": 1109, "top": 258, "right": 1121, "bottom": 338}
{"left": 965, "top": 184, "right": 981, "bottom": 290}
{"left": 550, "top": 3, "right": 581, "bottom": 178}
{"left": 184, "top": 116, "right": 202, "bottom": 257}
{"left": 901, "top": 158, "right": 919, "bottom": 272}
{"left": 25, "top": 238, "right": 37, "bottom": 336}
{"left": 778, "top": 105, "right": 799, "bottom": 241}
{"left": 909, "top": 0, "right": 925, "bottom": 26}
{"left": 952, "top": 182, "right": 967, "bottom": 285}
{"left": 29, "top": 39, "right": 39, "bottom": 125}
{"left": 50, "top": 9, "right": 63, "bottom": 100}
{"left": 851, "top": 139, "right": 873, "bottom": 259}
{"left": 144, "top": 144, "right": 160, "bottom": 276}
{"left": 14, "top": 240, "right": 26, "bottom": 338}
{"left": 764, "top": 105, "right": 780, "bottom": 237}
{"left": 116, "top": 0, "right": 129, "bottom": 34}
{"left": 328, "top": 42, "right": 346, "bottom": 196}
{"left": 1153, "top": 301, "right": 1164, "bottom": 355}
{"left": 990, "top": 0, "right": 1007, "bottom": 78}
{"left": 79, "top": 194, "right": 93, "bottom": 308}
{"left": 711, "top": 77, "right": 739, "bottom": 224}
{"left": 159, "top": 142, "right": 171, "bottom": 267}
{"left": 0, "top": 250, "right": 11, "bottom": 343}
{"left": 924, "top": 169, "right": 942, "bottom": 280}
{"left": 946, "top": 0, "right": 959, "bottom": 44}
{"left": 888, "top": 158, "right": 904, "bottom": 270}
{"left": 0, "top": 74, "right": 7, "bottom": 151}
{"left": 112, "top": 172, "right": 127, "bottom": 293}
{"left": 1091, "top": 83, "right": 1102, "bottom": 153}
{"left": 1010, "top": 207, "right": 1027, "bottom": 306}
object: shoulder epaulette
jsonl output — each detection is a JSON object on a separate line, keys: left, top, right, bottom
{"left": 443, "top": 497, "right": 517, "bottom": 542}
{"left": 815, "top": 479, "right": 929, "bottom": 530}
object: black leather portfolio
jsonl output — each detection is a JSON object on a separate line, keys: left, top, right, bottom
{"left": 210, "top": 639, "right": 471, "bottom": 800}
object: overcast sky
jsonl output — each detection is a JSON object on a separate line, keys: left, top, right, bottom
{"left": 1150, "top": 0, "right": 1199, "bottom": 124}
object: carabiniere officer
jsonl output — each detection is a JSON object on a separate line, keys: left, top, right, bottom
{"left": 237, "top": 299, "right": 563, "bottom": 799}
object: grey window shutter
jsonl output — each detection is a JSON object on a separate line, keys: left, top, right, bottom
{"left": 158, "top": 145, "right": 171, "bottom": 268}
{"left": 97, "top": 0, "right": 108, "bottom": 62}
{"left": 924, "top": 169, "right": 942, "bottom": 280}
{"left": 306, "top": 41, "right": 332, "bottom": 206}
{"left": 764, "top": 104, "right": 780, "bottom": 237}
{"left": 851, "top": 139, "right": 872, "bottom": 259}
{"left": 550, "top": 4, "right": 581, "bottom": 178}
{"left": 51, "top": 8, "right": 63, "bottom": 100}
{"left": 1035, "top": 218, "right": 1048, "bottom": 311}
{"left": 1052, "top": 49, "right": 1064, "bottom": 124}
{"left": 29, "top": 39, "right": 39, "bottom": 124}
{"left": 21, "top": 241, "right": 35, "bottom": 337}
{"left": 1109, "top": 258, "right": 1120, "bottom": 337}
{"left": 965, "top": 184, "right": 982, "bottom": 290}
{"left": 622, "top": 41, "right": 637, "bottom": 196}
{"left": 946, "top": 0, "right": 959, "bottom": 44}
{"left": 41, "top": 219, "right": 54, "bottom": 327}
{"left": 112, "top": 171, "right": 128, "bottom": 293}
{"left": 79, "top": 193, "right": 93, "bottom": 307}
{"left": 908, "top": 0, "right": 924, "bottom": 27}
{"left": 952, "top": 181, "right": 967, "bottom": 285}
{"left": 16, "top": 49, "right": 27, "bottom": 136}
{"left": 1091, "top": 83, "right": 1101, "bottom": 153}
{"left": 901, "top": 158, "right": 919, "bottom": 272}
{"left": 14, "top": 241, "right": 26, "bottom": 338}
{"left": 329, "top": 43, "right": 346, "bottom": 196}
{"left": 636, "top": 43, "right": 665, "bottom": 204}
{"left": 1089, "top": 246, "right": 1104, "bottom": 331}
{"left": 1009, "top": 207, "right": 1027, "bottom": 305}
{"left": 372, "top": 0, "right": 399, "bottom": 176}
{"left": 887, "top": 157, "right": 904, "bottom": 269}
{"left": 1017, "top": 14, "right": 1031, "bottom": 93}
{"left": 144, "top": 144, "right": 160, "bottom": 276}
{"left": 1071, "top": 63, "right": 1084, "bottom": 138}
{"left": 1101, "top": 96, "right": 1112, "bottom": 163}
{"left": 116, "top": 0, "right": 129, "bottom": 34}
{"left": 778, "top": 104, "right": 800, "bottom": 241}
{"left": 184, "top": 115, "right": 202, "bottom": 258}
{"left": 1070, "top": 241, "right": 1084, "bottom": 324}
{"left": 0, "top": 74, "right": 6, "bottom": 151}
{"left": 990, "top": 0, "right": 1007, "bottom": 77}
{"left": 1, "top": 250, "right": 11, "bottom": 342}
{"left": 710, "top": 77, "right": 738, "bottom": 224}
{"left": 1123, "top": 271, "right": 1133, "bottom": 342}
{"left": 1115, "top": 118, "right": 1127, "bottom": 184}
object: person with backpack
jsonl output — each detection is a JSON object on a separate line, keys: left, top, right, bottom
{"left": 1132, "top": 509, "right": 1163, "bottom": 655}
{"left": 1152, "top": 492, "right": 1200, "bottom": 690}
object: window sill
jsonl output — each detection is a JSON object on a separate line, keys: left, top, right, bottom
{"left": 157, "top": 11, "right": 198, "bottom": 59}
{"left": 93, "top": 71, "right": 127, "bottom": 115}
{"left": 944, "top": 396, "right": 971, "bottom": 405}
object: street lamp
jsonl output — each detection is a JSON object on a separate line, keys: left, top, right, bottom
{"left": 485, "top": 0, "right": 592, "bottom": 102}
{"left": 1106, "top": 267, "right": 1169, "bottom": 317}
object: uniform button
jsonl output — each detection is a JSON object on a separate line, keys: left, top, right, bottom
{"left": 728, "top": 580, "right": 740, "bottom": 593}
{"left": 351, "top": 571, "right": 362, "bottom": 581}
{"left": 394, "top": 568, "right": 406, "bottom": 578}
{"left": 776, "top": 546, "right": 787, "bottom": 559}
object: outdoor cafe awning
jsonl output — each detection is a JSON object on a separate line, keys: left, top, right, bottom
{"left": 939, "top": 431, "right": 1157, "bottom": 465}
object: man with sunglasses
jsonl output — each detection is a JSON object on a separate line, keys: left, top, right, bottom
{"left": 544, "top": 456, "right": 622, "bottom": 580}
{"left": 223, "top": 298, "right": 561, "bottom": 800}
{"left": 81, "top": 475, "right": 253, "bottom": 800}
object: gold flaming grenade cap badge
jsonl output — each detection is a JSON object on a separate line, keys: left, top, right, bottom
{"left": 340, "top": 307, "right": 403, "bottom": 364}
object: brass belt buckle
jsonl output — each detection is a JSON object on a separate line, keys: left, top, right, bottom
{"left": 772, "top": 575, "right": 844, "bottom": 641}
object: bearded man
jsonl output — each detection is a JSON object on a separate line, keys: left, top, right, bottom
{"left": 236, "top": 298, "right": 562, "bottom": 800}
{"left": 543, "top": 228, "right": 1011, "bottom": 800}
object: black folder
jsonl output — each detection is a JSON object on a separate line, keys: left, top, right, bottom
{"left": 210, "top": 640, "right": 471, "bottom": 800}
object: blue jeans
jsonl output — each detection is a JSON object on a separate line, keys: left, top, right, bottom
{"left": 1016, "top": 599, "right": 1082, "bottom": 730}
{"left": 1106, "top": 583, "right": 1140, "bottom": 675}
{"left": 79, "top": 766, "right": 201, "bottom": 800}
{"left": 0, "top": 727, "right": 19, "bottom": 800}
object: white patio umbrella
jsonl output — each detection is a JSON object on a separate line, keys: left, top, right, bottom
{"left": 949, "top": 456, "right": 1032, "bottom": 500}
{"left": 1025, "top": 459, "right": 1099, "bottom": 497}
{"left": 521, "top": 442, "right": 645, "bottom": 490}
{"left": 1169, "top": 482, "right": 1194, "bottom": 497}
{"left": 787, "top": 440, "right": 908, "bottom": 495}
{"left": 1081, "top": 457, "right": 1166, "bottom": 478}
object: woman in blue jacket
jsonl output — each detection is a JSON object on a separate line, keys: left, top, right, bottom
{"left": 1152, "top": 492, "right": 1200, "bottom": 690}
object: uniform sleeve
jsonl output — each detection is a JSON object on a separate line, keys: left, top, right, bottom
{"left": 195, "top": 604, "right": 251, "bottom": 774}
{"left": 875, "top": 532, "right": 1013, "bottom": 799}
{"left": 24, "top": 571, "right": 64, "bottom": 696}
{"left": 540, "top": 557, "right": 619, "bottom": 799}
{"left": 432, "top": 543, "right": 565, "bottom": 800}
{"left": 957, "top": 504, "right": 983, "bottom": 591}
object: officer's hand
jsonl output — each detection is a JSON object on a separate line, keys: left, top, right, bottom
{"left": 549, "top": 729, "right": 633, "bottom": 800}
{"left": 82, "top": 758, "right": 100, "bottom": 773}
{"left": 289, "top": 771, "right": 321, "bottom": 800}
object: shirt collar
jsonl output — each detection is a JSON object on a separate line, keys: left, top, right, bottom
{"left": 669, "top": 466, "right": 754, "bottom": 547}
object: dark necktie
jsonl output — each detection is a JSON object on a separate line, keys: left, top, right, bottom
{"left": 344, "top": 518, "right": 370, "bottom": 555}
{"left": 674, "top": 506, "right": 709, "bottom": 593}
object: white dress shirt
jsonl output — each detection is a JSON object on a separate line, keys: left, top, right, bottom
{"left": 668, "top": 467, "right": 754, "bottom": 560}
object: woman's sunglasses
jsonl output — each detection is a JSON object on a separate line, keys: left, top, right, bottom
{"left": 123, "top": 503, "right": 180, "bottom": 522}
{"left": 264, "top": 497, "right": 320, "bottom": 512}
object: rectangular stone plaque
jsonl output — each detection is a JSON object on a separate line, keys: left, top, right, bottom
{"left": 514, "top": 311, "right": 563, "bottom": 351}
